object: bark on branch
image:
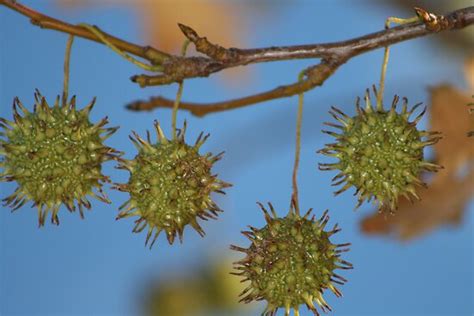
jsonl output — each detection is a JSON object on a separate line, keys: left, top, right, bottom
{"left": 128, "top": 6, "right": 474, "bottom": 116}
{"left": 1, "top": 0, "right": 473, "bottom": 116}
{"left": 128, "top": 59, "right": 346, "bottom": 117}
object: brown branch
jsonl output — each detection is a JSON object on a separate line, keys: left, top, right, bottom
{"left": 128, "top": 6, "right": 474, "bottom": 115}
{"left": 127, "top": 59, "right": 345, "bottom": 117}
{"left": 2, "top": 1, "right": 473, "bottom": 116}
{"left": 132, "top": 6, "right": 474, "bottom": 86}
{"left": 0, "top": 0, "right": 170, "bottom": 64}
{"left": 130, "top": 6, "right": 474, "bottom": 116}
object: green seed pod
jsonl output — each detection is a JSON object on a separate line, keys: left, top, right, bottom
{"left": 0, "top": 90, "right": 120, "bottom": 226}
{"left": 115, "top": 121, "right": 231, "bottom": 247}
{"left": 318, "top": 89, "right": 442, "bottom": 211}
{"left": 231, "top": 203, "right": 352, "bottom": 316}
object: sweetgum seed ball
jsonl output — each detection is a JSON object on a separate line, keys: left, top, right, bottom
{"left": 115, "top": 121, "right": 230, "bottom": 247}
{"left": 0, "top": 91, "right": 120, "bottom": 226}
{"left": 231, "top": 203, "right": 352, "bottom": 316}
{"left": 319, "top": 91, "right": 442, "bottom": 211}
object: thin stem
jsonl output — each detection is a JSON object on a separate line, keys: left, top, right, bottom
{"left": 171, "top": 40, "right": 191, "bottom": 139}
{"left": 385, "top": 16, "right": 421, "bottom": 28}
{"left": 62, "top": 35, "right": 74, "bottom": 106}
{"left": 171, "top": 83, "right": 185, "bottom": 139}
{"left": 378, "top": 15, "right": 421, "bottom": 109}
{"left": 377, "top": 46, "right": 389, "bottom": 111}
{"left": 77, "top": 23, "right": 163, "bottom": 72}
{"left": 290, "top": 71, "right": 306, "bottom": 216}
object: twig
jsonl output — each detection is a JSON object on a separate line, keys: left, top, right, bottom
{"left": 0, "top": 0, "right": 169, "bottom": 65}
{"left": 130, "top": 6, "right": 474, "bottom": 86}
{"left": 377, "top": 10, "right": 422, "bottom": 109}
{"left": 2, "top": 1, "right": 473, "bottom": 116}
{"left": 128, "top": 60, "right": 344, "bottom": 116}
{"left": 128, "top": 6, "right": 474, "bottom": 115}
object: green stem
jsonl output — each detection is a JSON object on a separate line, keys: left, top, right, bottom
{"left": 377, "top": 46, "right": 389, "bottom": 111}
{"left": 291, "top": 71, "right": 306, "bottom": 216}
{"left": 62, "top": 35, "right": 74, "bottom": 106}
{"left": 77, "top": 23, "right": 163, "bottom": 72}
{"left": 377, "top": 15, "right": 421, "bottom": 110}
{"left": 171, "top": 40, "right": 191, "bottom": 139}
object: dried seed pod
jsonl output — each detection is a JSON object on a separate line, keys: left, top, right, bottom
{"left": 0, "top": 91, "right": 120, "bottom": 226}
{"left": 115, "top": 121, "right": 231, "bottom": 247}
{"left": 319, "top": 89, "right": 442, "bottom": 211}
{"left": 231, "top": 203, "right": 352, "bottom": 316}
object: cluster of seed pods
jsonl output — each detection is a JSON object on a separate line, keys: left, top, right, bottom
{"left": 0, "top": 87, "right": 444, "bottom": 315}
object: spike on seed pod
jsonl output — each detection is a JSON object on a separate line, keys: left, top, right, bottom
{"left": 0, "top": 92, "right": 121, "bottom": 226}
{"left": 318, "top": 91, "right": 442, "bottom": 211}
{"left": 115, "top": 120, "right": 231, "bottom": 248}
{"left": 231, "top": 203, "right": 352, "bottom": 316}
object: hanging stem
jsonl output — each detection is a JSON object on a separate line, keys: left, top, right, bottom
{"left": 377, "top": 15, "right": 422, "bottom": 110}
{"left": 376, "top": 45, "right": 389, "bottom": 111}
{"left": 62, "top": 35, "right": 74, "bottom": 106}
{"left": 290, "top": 71, "right": 306, "bottom": 216}
{"left": 171, "top": 39, "right": 191, "bottom": 139}
{"left": 77, "top": 23, "right": 163, "bottom": 72}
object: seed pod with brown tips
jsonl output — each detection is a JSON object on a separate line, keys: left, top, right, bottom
{"left": 0, "top": 90, "right": 120, "bottom": 226}
{"left": 318, "top": 89, "right": 442, "bottom": 211}
{"left": 231, "top": 203, "right": 352, "bottom": 316}
{"left": 115, "top": 121, "right": 231, "bottom": 247}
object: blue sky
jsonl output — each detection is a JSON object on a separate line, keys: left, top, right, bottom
{"left": 1, "top": 1, "right": 473, "bottom": 315}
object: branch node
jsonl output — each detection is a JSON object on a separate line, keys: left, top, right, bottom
{"left": 414, "top": 7, "right": 449, "bottom": 32}
{"left": 178, "top": 23, "right": 239, "bottom": 63}
{"left": 130, "top": 74, "right": 176, "bottom": 87}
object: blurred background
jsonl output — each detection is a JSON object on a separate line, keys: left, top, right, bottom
{"left": 1, "top": 1, "right": 473, "bottom": 315}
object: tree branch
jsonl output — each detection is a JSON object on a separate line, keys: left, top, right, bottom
{"left": 0, "top": 0, "right": 170, "bottom": 64}
{"left": 129, "top": 6, "right": 474, "bottom": 116}
{"left": 127, "top": 59, "right": 345, "bottom": 117}
{"left": 130, "top": 6, "right": 474, "bottom": 87}
{"left": 2, "top": 1, "right": 473, "bottom": 116}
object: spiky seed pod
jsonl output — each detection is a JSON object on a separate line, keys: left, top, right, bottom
{"left": 115, "top": 121, "right": 231, "bottom": 247}
{"left": 318, "top": 89, "right": 442, "bottom": 211}
{"left": 231, "top": 203, "right": 352, "bottom": 316}
{"left": 0, "top": 90, "right": 121, "bottom": 226}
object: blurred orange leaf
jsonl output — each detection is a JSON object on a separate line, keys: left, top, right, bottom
{"left": 361, "top": 84, "right": 474, "bottom": 240}
{"left": 57, "top": 0, "right": 246, "bottom": 53}
{"left": 134, "top": 0, "right": 245, "bottom": 54}
{"left": 57, "top": 0, "right": 253, "bottom": 83}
